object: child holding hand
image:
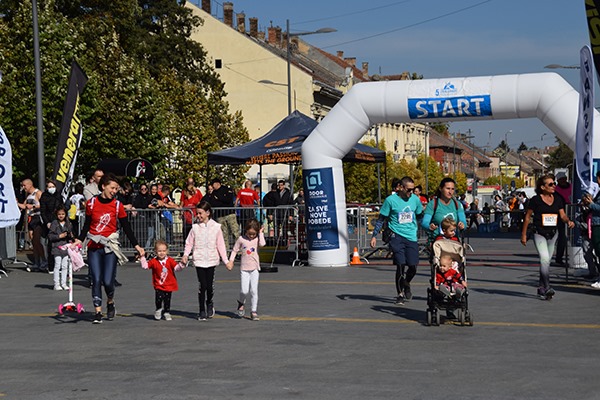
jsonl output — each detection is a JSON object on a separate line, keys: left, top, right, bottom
{"left": 142, "top": 240, "right": 185, "bottom": 321}
{"left": 227, "top": 219, "right": 265, "bottom": 321}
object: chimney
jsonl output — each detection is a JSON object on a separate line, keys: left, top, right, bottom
{"left": 337, "top": 50, "right": 344, "bottom": 59}
{"left": 201, "top": 0, "right": 211, "bottom": 14}
{"left": 344, "top": 57, "right": 356, "bottom": 67}
{"left": 249, "top": 17, "right": 258, "bottom": 38}
{"left": 268, "top": 26, "right": 278, "bottom": 45}
{"left": 237, "top": 12, "right": 245, "bottom": 33}
{"left": 275, "top": 27, "right": 282, "bottom": 47}
{"left": 223, "top": 2, "right": 233, "bottom": 27}
{"left": 362, "top": 62, "right": 369, "bottom": 77}
{"left": 257, "top": 30, "right": 265, "bottom": 41}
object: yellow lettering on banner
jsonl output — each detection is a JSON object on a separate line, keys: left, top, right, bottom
{"left": 587, "top": 0, "right": 600, "bottom": 54}
{"left": 55, "top": 96, "right": 81, "bottom": 183}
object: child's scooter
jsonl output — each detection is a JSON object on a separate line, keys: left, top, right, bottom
{"left": 58, "top": 244, "right": 85, "bottom": 315}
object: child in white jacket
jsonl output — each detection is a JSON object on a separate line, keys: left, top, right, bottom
{"left": 227, "top": 219, "right": 266, "bottom": 321}
{"left": 182, "top": 201, "right": 229, "bottom": 321}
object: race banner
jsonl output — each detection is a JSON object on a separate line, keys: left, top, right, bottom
{"left": 576, "top": 45, "right": 594, "bottom": 190}
{"left": 0, "top": 126, "right": 21, "bottom": 228}
{"left": 52, "top": 61, "right": 88, "bottom": 201}
{"left": 586, "top": 0, "right": 600, "bottom": 80}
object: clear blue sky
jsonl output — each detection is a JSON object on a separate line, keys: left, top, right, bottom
{"left": 206, "top": 0, "right": 590, "bottom": 150}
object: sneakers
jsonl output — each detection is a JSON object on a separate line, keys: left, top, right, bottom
{"left": 591, "top": 281, "right": 600, "bottom": 289}
{"left": 236, "top": 301, "right": 245, "bottom": 317}
{"left": 198, "top": 311, "right": 207, "bottom": 321}
{"left": 250, "top": 312, "right": 260, "bottom": 321}
{"left": 537, "top": 287, "right": 555, "bottom": 300}
{"left": 106, "top": 302, "right": 116, "bottom": 320}
{"left": 92, "top": 312, "right": 103, "bottom": 324}
{"left": 163, "top": 313, "right": 172, "bottom": 321}
{"left": 207, "top": 304, "right": 215, "bottom": 319}
{"left": 154, "top": 308, "right": 163, "bottom": 321}
{"left": 394, "top": 294, "right": 405, "bottom": 305}
{"left": 54, "top": 285, "right": 63, "bottom": 291}
{"left": 62, "top": 284, "right": 70, "bottom": 291}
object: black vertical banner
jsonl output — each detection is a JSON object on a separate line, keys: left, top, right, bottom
{"left": 585, "top": 0, "right": 600, "bottom": 79}
{"left": 52, "top": 61, "right": 88, "bottom": 201}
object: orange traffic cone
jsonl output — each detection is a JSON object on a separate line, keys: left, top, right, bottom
{"left": 350, "top": 247, "right": 364, "bottom": 265}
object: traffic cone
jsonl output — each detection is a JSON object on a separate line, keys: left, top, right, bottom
{"left": 350, "top": 247, "right": 364, "bottom": 265}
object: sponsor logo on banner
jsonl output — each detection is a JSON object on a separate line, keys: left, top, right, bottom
{"left": 576, "top": 45, "right": 594, "bottom": 190}
{"left": 407, "top": 79, "right": 493, "bottom": 120}
{"left": 304, "top": 168, "right": 339, "bottom": 251}
{"left": 0, "top": 126, "right": 21, "bottom": 227}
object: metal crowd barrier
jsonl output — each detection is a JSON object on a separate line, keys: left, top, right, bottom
{"left": 117, "top": 206, "right": 305, "bottom": 266}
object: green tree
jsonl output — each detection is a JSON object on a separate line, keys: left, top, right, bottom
{"left": 416, "top": 154, "right": 444, "bottom": 197}
{"left": 545, "top": 139, "right": 574, "bottom": 173}
{"left": 343, "top": 138, "right": 381, "bottom": 203}
{"left": 517, "top": 142, "right": 528, "bottom": 153}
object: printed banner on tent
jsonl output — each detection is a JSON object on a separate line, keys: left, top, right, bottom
{"left": 576, "top": 45, "right": 594, "bottom": 190}
{"left": 0, "top": 126, "right": 21, "bottom": 227}
{"left": 304, "top": 167, "right": 339, "bottom": 251}
{"left": 51, "top": 61, "right": 88, "bottom": 201}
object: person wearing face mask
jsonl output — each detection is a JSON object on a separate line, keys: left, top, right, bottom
{"left": 39, "top": 180, "right": 65, "bottom": 273}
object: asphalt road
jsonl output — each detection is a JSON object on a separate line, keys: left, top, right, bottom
{"left": 1, "top": 235, "right": 599, "bottom": 400}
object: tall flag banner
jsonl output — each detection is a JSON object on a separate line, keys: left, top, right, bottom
{"left": 51, "top": 61, "right": 88, "bottom": 201}
{"left": 0, "top": 126, "right": 21, "bottom": 227}
{"left": 576, "top": 46, "right": 595, "bottom": 190}
{"left": 586, "top": 0, "right": 600, "bottom": 80}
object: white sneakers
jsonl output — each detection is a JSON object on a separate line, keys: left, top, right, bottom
{"left": 591, "top": 281, "right": 600, "bottom": 289}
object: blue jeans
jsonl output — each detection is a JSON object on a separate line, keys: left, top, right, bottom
{"left": 88, "top": 248, "right": 118, "bottom": 308}
{"left": 533, "top": 232, "right": 558, "bottom": 290}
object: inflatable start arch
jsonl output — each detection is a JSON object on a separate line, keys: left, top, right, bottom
{"left": 301, "top": 72, "right": 600, "bottom": 267}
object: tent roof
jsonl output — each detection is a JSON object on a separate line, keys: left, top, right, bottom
{"left": 208, "top": 111, "right": 385, "bottom": 165}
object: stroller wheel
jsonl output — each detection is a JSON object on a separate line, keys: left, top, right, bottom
{"left": 458, "top": 309, "right": 465, "bottom": 326}
{"left": 432, "top": 310, "right": 440, "bottom": 326}
{"left": 426, "top": 310, "right": 432, "bottom": 326}
{"left": 466, "top": 310, "right": 474, "bottom": 326}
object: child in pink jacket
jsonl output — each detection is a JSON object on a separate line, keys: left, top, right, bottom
{"left": 182, "top": 201, "right": 229, "bottom": 321}
{"left": 227, "top": 219, "right": 265, "bottom": 321}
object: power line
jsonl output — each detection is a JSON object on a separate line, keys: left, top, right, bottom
{"left": 320, "top": 0, "right": 493, "bottom": 49}
{"left": 294, "top": 0, "right": 412, "bottom": 26}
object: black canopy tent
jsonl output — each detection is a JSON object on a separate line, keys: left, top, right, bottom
{"left": 207, "top": 111, "right": 385, "bottom": 166}
{"left": 97, "top": 158, "right": 155, "bottom": 180}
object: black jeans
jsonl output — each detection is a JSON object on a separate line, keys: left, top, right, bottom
{"left": 195, "top": 267, "right": 216, "bottom": 313}
{"left": 155, "top": 289, "right": 172, "bottom": 312}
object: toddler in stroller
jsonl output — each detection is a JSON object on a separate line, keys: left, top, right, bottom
{"left": 426, "top": 234, "right": 473, "bottom": 326}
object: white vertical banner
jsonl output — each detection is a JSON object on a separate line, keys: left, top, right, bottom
{"left": 0, "top": 125, "right": 21, "bottom": 228}
{"left": 576, "top": 45, "right": 594, "bottom": 190}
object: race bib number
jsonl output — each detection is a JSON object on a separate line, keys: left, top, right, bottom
{"left": 398, "top": 212, "right": 413, "bottom": 224}
{"left": 542, "top": 214, "right": 558, "bottom": 227}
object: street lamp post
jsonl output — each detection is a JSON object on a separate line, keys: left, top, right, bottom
{"left": 32, "top": 0, "right": 45, "bottom": 188}
{"left": 285, "top": 20, "right": 336, "bottom": 190}
{"left": 540, "top": 133, "right": 547, "bottom": 174}
{"left": 500, "top": 130, "right": 512, "bottom": 194}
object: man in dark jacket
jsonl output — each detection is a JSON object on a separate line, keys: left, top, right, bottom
{"left": 206, "top": 178, "right": 239, "bottom": 248}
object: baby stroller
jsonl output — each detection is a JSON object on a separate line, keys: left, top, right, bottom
{"left": 426, "top": 238, "right": 473, "bottom": 326}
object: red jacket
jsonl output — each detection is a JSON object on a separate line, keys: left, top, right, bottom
{"left": 145, "top": 256, "right": 180, "bottom": 292}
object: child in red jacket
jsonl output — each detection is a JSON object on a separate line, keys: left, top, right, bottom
{"left": 142, "top": 240, "right": 186, "bottom": 321}
{"left": 435, "top": 254, "right": 467, "bottom": 299}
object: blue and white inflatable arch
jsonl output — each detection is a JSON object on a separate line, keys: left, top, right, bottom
{"left": 301, "top": 72, "right": 600, "bottom": 267}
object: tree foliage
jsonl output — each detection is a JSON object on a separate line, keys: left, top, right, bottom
{"left": 545, "top": 139, "right": 574, "bottom": 174}
{"left": 0, "top": 0, "right": 248, "bottom": 187}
